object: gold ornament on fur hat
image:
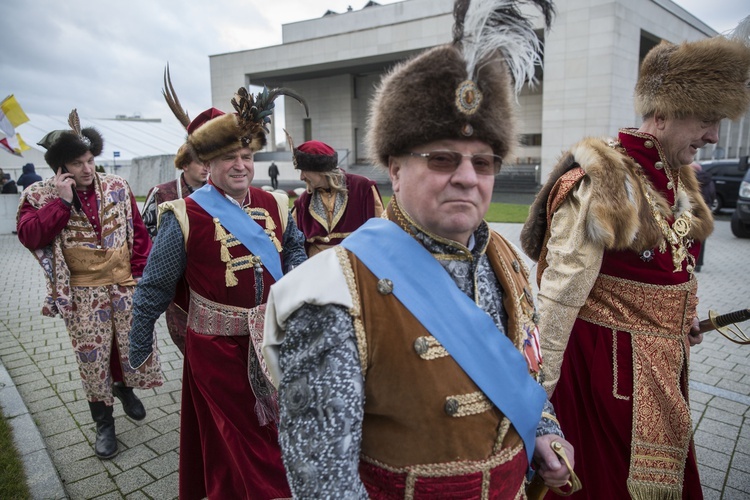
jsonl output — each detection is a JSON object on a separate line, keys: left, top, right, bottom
{"left": 366, "top": 0, "right": 555, "bottom": 169}
{"left": 635, "top": 15, "right": 750, "bottom": 121}
{"left": 188, "top": 86, "right": 309, "bottom": 163}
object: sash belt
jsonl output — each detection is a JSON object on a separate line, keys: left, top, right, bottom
{"left": 187, "top": 290, "right": 251, "bottom": 337}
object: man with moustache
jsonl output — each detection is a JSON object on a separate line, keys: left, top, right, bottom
{"left": 129, "top": 87, "right": 307, "bottom": 499}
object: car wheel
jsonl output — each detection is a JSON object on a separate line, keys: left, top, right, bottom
{"left": 711, "top": 195, "right": 723, "bottom": 214}
{"left": 731, "top": 210, "right": 750, "bottom": 238}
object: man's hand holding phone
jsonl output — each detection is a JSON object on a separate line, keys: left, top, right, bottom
{"left": 55, "top": 167, "right": 81, "bottom": 209}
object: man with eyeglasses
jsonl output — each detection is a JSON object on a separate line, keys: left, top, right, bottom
{"left": 262, "top": 0, "right": 576, "bottom": 498}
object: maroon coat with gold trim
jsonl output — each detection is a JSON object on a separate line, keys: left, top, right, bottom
{"left": 294, "top": 172, "right": 380, "bottom": 254}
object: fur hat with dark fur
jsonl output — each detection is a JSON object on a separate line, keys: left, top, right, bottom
{"left": 367, "top": 45, "right": 514, "bottom": 169}
{"left": 635, "top": 31, "right": 750, "bottom": 120}
{"left": 366, "top": 0, "right": 555, "bottom": 170}
{"left": 38, "top": 128, "right": 104, "bottom": 172}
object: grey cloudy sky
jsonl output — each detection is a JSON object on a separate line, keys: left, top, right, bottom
{"left": 1, "top": 0, "right": 747, "bottom": 128}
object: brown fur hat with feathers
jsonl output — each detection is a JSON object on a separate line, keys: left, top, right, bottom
{"left": 37, "top": 109, "right": 104, "bottom": 171}
{"left": 188, "top": 86, "right": 308, "bottom": 163}
{"left": 367, "top": 45, "right": 514, "bottom": 168}
{"left": 366, "top": 0, "right": 555, "bottom": 169}
{"left": 635, "top": 24, "right": 750, "bottom": 120}
{"left": 188, "top": 112, "right": 264, "bottom": 163}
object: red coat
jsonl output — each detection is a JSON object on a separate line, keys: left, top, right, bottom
{"left": 177, "top": 186, "right": 291, "bottom": 500}
{"left": 294, "top": 172, "right": 380, "bottom": 254}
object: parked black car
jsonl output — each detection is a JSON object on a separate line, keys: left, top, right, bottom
{"left": 699, "top": 159, "right": 745, "bottom": 213}
{"left": 731, "top": 164, "right": 750, "bottom": 238}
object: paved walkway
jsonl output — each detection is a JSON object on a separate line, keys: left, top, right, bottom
{"left": 0, "top": 219, "right": 748, "bottom": 499}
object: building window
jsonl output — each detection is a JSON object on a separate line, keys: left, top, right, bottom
{"left": 520, "top": 134, "right": 542, "bottom": 146}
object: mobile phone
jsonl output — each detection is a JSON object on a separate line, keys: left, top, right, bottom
{"left": 60, "top": 166, "right": 82, "bottom": 211}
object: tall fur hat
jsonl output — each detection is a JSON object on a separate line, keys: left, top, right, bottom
{"left": 294, "top": 140, "right": 339, "bottom": 172}
{"left": 367, "top": 0, "right": 555, "bottom": 169}
{"left": 188, "top": 86, "right": 309, "bottom": 163}
{"left": 37, "top": 109, "right": 104, "bottom": 171}
{"left": 635, "top": 17, "right": 750, "bottom": 120}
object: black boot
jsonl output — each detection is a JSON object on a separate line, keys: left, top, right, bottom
{"left": 88, "top": 402, "right": 118, "bottom": 459}
{"left": 112, "top": 382, "right": 146, "bottom": 421}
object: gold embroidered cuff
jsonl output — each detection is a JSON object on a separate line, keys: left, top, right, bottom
{"left": 541, "top": 411, "right": 559, "bottom": 426}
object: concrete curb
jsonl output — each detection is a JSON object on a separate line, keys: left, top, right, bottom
{"left": 0, "top": 358, "right": 67, "bottom": 500}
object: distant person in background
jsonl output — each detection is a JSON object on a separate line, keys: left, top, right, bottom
{"left": 268, "top": 161, "right": 279, "bottom": 189}
{"left": 0, "top": 169, "right": 18, "bottom": 193}
{"left": 17, "top": 163, "right": 42, "bottom": 191}
{"left": 691, "top": 161, "right": 716, "bottom": 272}
{"left": 292, "top": 140, "right": 383, "bottom": 256}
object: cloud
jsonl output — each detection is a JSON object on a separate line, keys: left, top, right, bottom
{"left": 1, "top": 0, "right": 744, "bottom": 131}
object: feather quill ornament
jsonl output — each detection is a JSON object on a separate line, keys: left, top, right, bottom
{"left": 67, "top": 108, "right": 91, "bottom": 146}
{"left": 162, "top": 64, "right": 191, "bottom": 130}
{"left": 453, "top": 0, "right": 555, "bottom": 94}
{"left": 68, "top": 109, "right": 82, "bottom": 137}
{"left": 231, "top": 86, "right": 309, "bottom": 137}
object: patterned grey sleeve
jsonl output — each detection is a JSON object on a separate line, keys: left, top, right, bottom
{"left": 281, "top": 210, "right": 307, "bottom": 272}
{"left": 536, "top": 398, "right": 564, "bottom": 438}
{"left": 278, "top": 303, "right": 368, "bottom": 499}
{"left": 129, "top": 212, "right": 187, "bottom": 368}
{"left": 141, "top": 189, "right": 158, "bottom": 239}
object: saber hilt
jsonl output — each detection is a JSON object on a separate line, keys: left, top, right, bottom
{"left": 698, "top": 308, "right": 750, "bottom": 334}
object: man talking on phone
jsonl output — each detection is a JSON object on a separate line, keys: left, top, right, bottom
{"left": 16, "top": 109, "right": 162, "bottom": 460}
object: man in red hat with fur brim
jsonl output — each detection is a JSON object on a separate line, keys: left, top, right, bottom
{"left": 129, "top": 86, "right": 308, "bottom": 500}
{"left": 263, "top": 0, "right": 577, "bottom": 498}
{"left": 292, "top": 139, "right": 383, "bottom": 256}
{"left": 16, "top": 110, "right": 163, "bottom": 460}
{"left": 521, "top": 18, "right": 750, "bottom": 499}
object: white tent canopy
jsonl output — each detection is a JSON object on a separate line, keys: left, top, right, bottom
{"left": 1, "top": 112, "right": 187, "bottom": 173}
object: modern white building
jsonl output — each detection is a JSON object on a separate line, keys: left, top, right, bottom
{"left": 213, "top": 0, "right": 747, "bottom": 183}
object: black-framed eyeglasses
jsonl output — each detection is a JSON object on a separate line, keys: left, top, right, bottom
{"left": 407, "top": 150, "right": 502, "bottom": 176}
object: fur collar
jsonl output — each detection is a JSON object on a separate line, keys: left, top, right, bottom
{"left": 521, "top": 137, "right": 713, "bottom": 260}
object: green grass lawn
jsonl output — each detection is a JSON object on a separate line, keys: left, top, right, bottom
{"left": 0, "top": 411, "right": 30, "bottom": 499}
{"left": 137, "top": 194, "right": 531, "bottom": 224}
{"left": 379, "top": 195, "right": 529, "bottom": 223}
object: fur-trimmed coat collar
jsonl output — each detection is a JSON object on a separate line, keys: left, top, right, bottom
{"left": 521, "top": 135, "right": 713, "bottom": 261}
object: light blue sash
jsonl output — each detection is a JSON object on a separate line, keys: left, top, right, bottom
{"left": 341, "top": 218, "right": 545, "bottom": 462}
{"left": 191, "top": 185, "right": 283, "bottom": 281}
